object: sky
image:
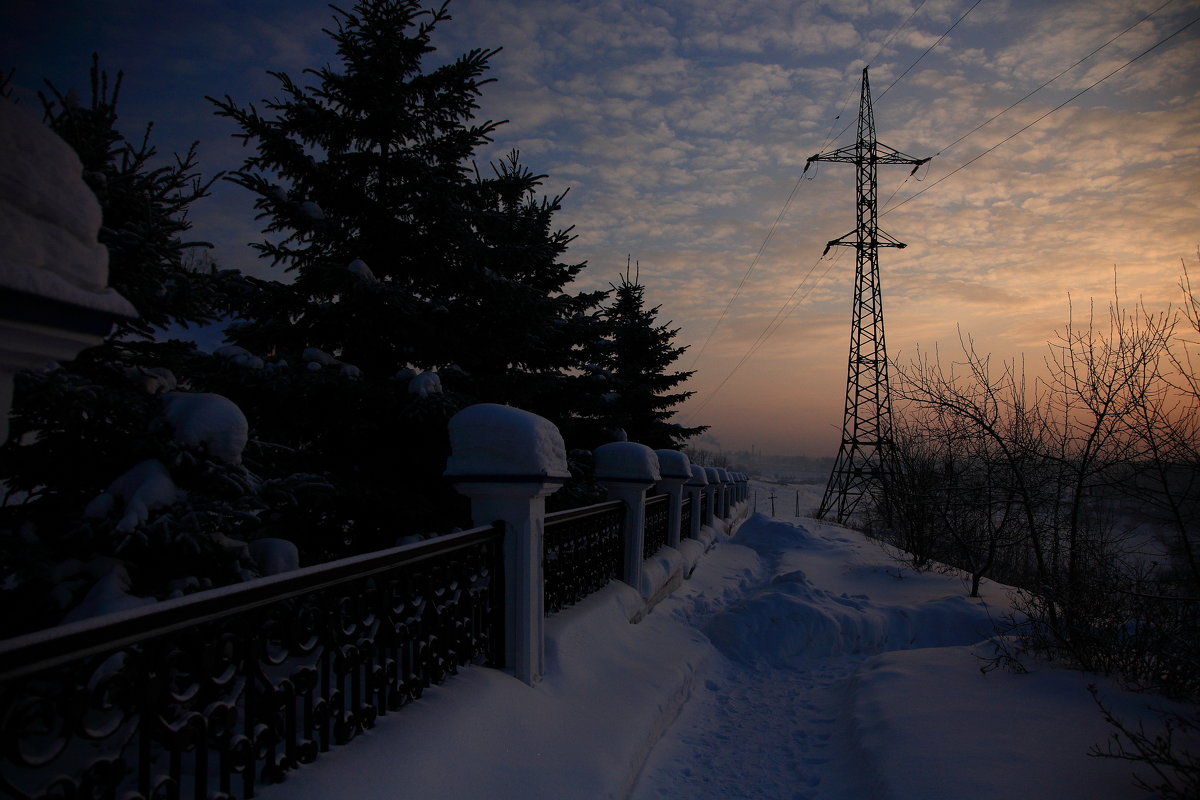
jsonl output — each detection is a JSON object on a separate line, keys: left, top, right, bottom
{"left": 3, "top": 0, "right": 1198, "bottom": 456}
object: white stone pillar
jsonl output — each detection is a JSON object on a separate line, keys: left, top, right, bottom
{"left": 684, "top": 465, "right": 708, "bottom": 540}
{"left": 703, "top": 467, "right": 719, "bottom": 528}
{"left": 595, "top": 442, "right": 660, "bottom": 591}
{"left": 0, "top": 101, "right": 136, "bottom": 444}
{"left": 714, "top": 468, "right": 730, "bottom": 519}
{"left": 654, "top": 449, "right": 692, "bottom": 549}
{"left": 445, "top": 404, "right": 570, "bottom": 686}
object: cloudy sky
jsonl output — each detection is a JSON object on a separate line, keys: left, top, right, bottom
{"left": 4, "top": 0, "right": 1198, "bottom": 456}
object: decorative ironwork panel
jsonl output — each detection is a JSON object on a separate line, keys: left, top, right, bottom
{"left": 700, "top": 491, "right": 709, "bottom": 522}
{"left": 543, "top": 500, "right": 624, "bottom": 615}
{"left": 680, "top": 496, "right": 693, "bottom": 539}
{"left": 643, "top": 494, "right": 670, "bottom": 559}
{"left": 0, "top": 524, "right": 504, "bottom": 800}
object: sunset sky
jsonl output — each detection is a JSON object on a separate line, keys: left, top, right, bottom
{"left": 4, "top": 0, "right": 1198, "bottom": 456}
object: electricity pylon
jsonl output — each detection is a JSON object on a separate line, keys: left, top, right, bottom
{"left": 806, "top": 67, "right": 929, "bottom": 524}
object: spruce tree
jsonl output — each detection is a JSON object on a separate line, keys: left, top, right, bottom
{"left": 206, "top": 0, "right": 606, "bottom": 540}
{"left": 597, "top": 264, "right": 707, "bottom": 450}
{"left": 208, "top": 0, "right": 603, "bottom": 386}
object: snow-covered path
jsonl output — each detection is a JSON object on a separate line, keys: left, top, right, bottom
{"left": 259, "top": 484, "right": 1191, "bottom": 800}
{"left": 630, "top": 656, "right": 875, "bottom": 800}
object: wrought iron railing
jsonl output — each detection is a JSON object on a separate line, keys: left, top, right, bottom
{"left": 0, "top": 524, "right": 504, "bottom": 800}
{"left": 643, "top": 494, "right": 670, "bottom": 559}
{"left": 699, "top": 491, "right": 709, "bottom": 522}
{"left": 543, "top": 500, "right": 624, "bottom": 615}
{"left": 680, "top": 495, "right": 693, "bottom": 539}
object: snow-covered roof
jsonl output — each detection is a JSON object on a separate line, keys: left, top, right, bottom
{"left": 445, "top": 403, "right": 570, "bottom": 480}
{"left": 0, "top": 99, "right": 134, "bottom": 318}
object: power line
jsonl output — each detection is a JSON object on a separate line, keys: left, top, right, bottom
{"left": 883, "top": 10, "right": 1200, "bottom": 216}
{"left": 816, "top": 0, "right": 930, "bottom": 153}
{"left": 687, "top": 0, "right": 942, "bottom": 375}
{"left": 682, "top": 250, "right": 843, "bottom": 420}
{"left": 932, "top": 0, "right": 1180, "bottom": 161}
{"left": 686, "top": 175, "right": 806, "bottom": 369}
{"left": 877, "top": 0, "right": 987, "bottom": 102}
{"left": 684, "top": 0, "right": 983, "bottom": 416}
{"left": 876, "top": 0, "right": 1177, "bottom": 218}
{"left": 822, "top": 0, "right": 988, "bottom": 158}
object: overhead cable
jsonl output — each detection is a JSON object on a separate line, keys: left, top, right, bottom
{"left": 682, "top": 250, "right": 843, "bottom": 420}
{"left": 877, "top": 0, "right": 988, "bottom": 102}
{"left": 883, "top": 11, "right": 1200, "bottom": 216}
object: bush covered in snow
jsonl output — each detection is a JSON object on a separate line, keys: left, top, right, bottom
{"left": 0, "top": 66, "right": 330, "bottom": 635}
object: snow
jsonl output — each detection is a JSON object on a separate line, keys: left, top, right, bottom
{"left": 347, "top": 258, "right": 377, "bottom": 281}
{"left": 60, "top": 563, "right": 154, "bottom": 624}
{"left": 653, "top": 448, "right": 691, "bottom": 480}
{"left": 215, "top": 344, "right": 264, "bottom": 369}
{"left": 687, "top": 464, "right": 709, "bottom": 485}
{"left": 444, "top": 403, "right": 571, "bottom": 479}
{"left": 253, "top": 479, "right": 1193, "bottom": 800}
{"left": 408, "top": 371, "right": 441, "bottom": 397}
{"left": 302, "top": 347, "right": 339, "bottom": 367}
{"left": 161, "top": 392, "right": 248, "bottom": 465}
{"left": 0, "top": 98, "right": 135, "bottom": 318}
{"left": 84, "top": 458, "right": 180, "bottom": 533}
{"left": 248, "top": 538, "right": 300, "bottom": 576}
{"left": 853, "top": 645, "right": 1185, "bottom": 800}
{"left": 594, "top": 441, "right": 661, "bottom": 482}
{"left": 124, "top": 365, "right": 177, "bottom": 394}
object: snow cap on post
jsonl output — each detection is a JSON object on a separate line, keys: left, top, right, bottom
{"left": 687, "top": 465, "right": 709, "bottom": 486}
{"left": 595, "top": 441, "right": 660, "bottom": 483}
{"left": 654, "top": 449, "right": 692, "bottom": 481}
{"left": 0, "top": 100, "right": 135, "bottom": 317}
{"left": 445, "top": 403, "right": 570, "bottom": 481}
{"left": 0, "top": 100, "right": 135, "bottom": 443}
{"left": 704, "top": 467, "right": 720, "bottom": 484}
{"left": 716, "top": 468, "right": 731, "bottom": 483}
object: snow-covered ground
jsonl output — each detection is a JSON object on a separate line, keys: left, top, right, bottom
{"left": 259, "top": 478, "right": 1193, "bottom": 800}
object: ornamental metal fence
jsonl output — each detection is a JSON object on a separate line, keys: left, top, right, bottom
{"left": 0, "top": 524, "right": 504, "bottom": 800}
{"left": 642, "top": 494, "right": 670, "bottom": 559}
{"left": 680, "top": 495, "right": 693, "bottom": 539}
{"left": 543, "top": 500, "right": 624, "bottom": 615}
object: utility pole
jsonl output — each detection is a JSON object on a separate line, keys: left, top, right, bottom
{"left": 806, "top": 68, "right": 929, "bottom": 525}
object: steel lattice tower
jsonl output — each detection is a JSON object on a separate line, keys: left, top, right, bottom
{"left": 807, "top": 68, "right": 929, "bottom": 524}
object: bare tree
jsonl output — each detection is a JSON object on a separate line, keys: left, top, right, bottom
{"left": 888, "top": 273, "right": 1198, "bottom": 696}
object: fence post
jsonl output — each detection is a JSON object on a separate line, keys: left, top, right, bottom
{"left": 703, "top": 467, "right": 719, "bottom": 528}
{"left": 654, "top": 449, "right": 692, "bottom": 548}
{"left": 715, "top": 468, "right": 731, "bottom": 519}
{"left": 0, "top": 100, "right": 136, "bottom": 445}
{"left": 595, "top": 442, "right": 660, "bottom": 592}
{"left": 684, "top": 465, "right": 707, "bottom": 540}
{"left": 445, "top": 404, "right": 570, "bottom": 686}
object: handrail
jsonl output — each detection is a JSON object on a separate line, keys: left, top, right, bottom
{"left": 545, "top": 498, "right": 623, "bottom": 525}
{"left": 0, "top": 523, "right": 505, "bottom": 800}
{"left": 0, "top": 524, "right": 503, "bottom": 682}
